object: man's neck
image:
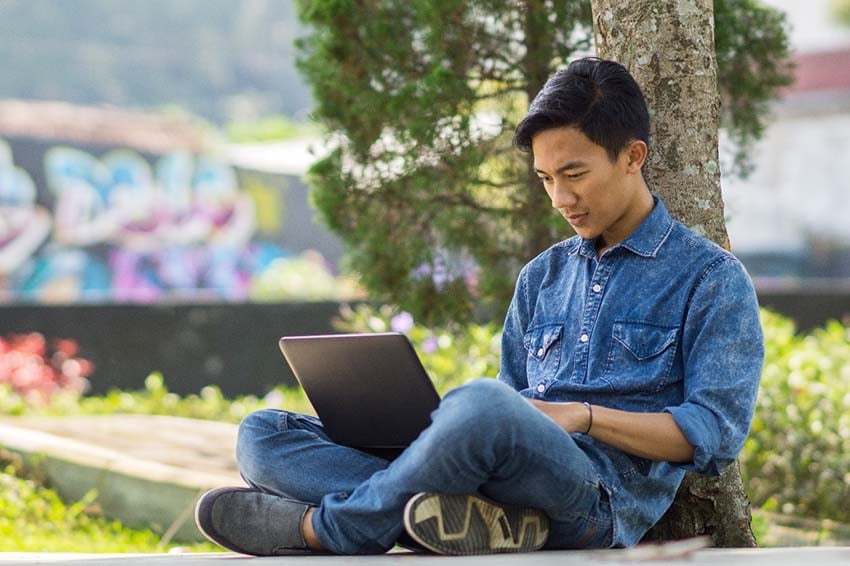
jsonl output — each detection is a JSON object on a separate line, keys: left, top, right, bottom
{"left": 596, "top": 184, "right": 654, "bottom": 257}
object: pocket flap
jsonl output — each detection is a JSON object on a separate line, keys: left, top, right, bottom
{"left": 524, "top": 324, "right": 563, "bottom": 361}
{"left": 612, "top": 321, "right": 678, "bottom": 361}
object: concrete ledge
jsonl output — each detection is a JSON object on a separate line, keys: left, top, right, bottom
{"left": 1, "top": 547, "right": 850, "bottom": 565}
{"left": 0, "top": 415, "right": 243, "bottom": 543}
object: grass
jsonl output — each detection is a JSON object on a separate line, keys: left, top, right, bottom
{"left": 753, "top": 509, "right": 850, "bottom": 547}
{"left": 0, "top": 375, "right": 311, "bottom": 553}
{"left": 0, "top": 450, "right": 219, "bottom": 553}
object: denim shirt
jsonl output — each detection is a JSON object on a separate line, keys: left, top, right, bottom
{"left": 497, "top": 196, "right": 764, "bottom": 547}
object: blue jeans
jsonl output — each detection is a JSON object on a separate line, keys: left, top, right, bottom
{"left": 236, "top": 378, "right": 613, "bottom": 554}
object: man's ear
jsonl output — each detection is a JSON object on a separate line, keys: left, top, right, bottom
{"left": 625, "top": 140, "right": 648, "bottom": 173}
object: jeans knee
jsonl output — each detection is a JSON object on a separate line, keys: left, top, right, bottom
{"left": 411, "top": 379, "right": 530, "bottom": 472}
{"left": 237, "top": 409, "right": 280, "bottom": 445}
{"left": 454, "top": 377, "right": 513, "bottom": 398}
{"left": 428, "top": 378, "right": 526, "bottom": 449}
{"left": 236, "top": 409, "right": 282, "bottom": 478}
{"left": 442, "top": 378, "right": 523, "bottom": 422}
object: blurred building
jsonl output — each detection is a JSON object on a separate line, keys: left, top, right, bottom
{"left": 722, "top": 0, "right": 850, "bottom": 286}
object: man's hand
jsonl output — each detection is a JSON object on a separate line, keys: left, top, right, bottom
{"left": 527, "top": 398, "right": 695, "bottom": 464}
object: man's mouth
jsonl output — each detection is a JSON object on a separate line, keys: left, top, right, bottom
{"left": 565, "top": 212, "right": 588, "bottom": 225}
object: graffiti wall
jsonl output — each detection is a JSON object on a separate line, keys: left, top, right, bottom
{"left": 0, "top": 136, "right": 343, "bottom": 304}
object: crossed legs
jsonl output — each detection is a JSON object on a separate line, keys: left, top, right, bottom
{"left": 235, "top": 378, "right": 613, "bottom": 554}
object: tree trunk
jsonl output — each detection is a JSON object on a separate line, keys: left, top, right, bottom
{"left": 590, "top": 0, "right": 755, "bottom": 547}
{"left": 642, "top": 462, "right": 756, "bottom": 547}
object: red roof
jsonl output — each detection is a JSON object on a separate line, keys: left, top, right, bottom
{"left": 0, "top": 99, "right": 208, "bottom": 154}
{"left": 789, "top": 48, "right": 850, "bottom": 94}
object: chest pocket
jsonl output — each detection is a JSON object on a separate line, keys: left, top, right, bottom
{"left": 602, "top": 320, "right": 679, "bottom": 393}
{"left": 523, "top": 323, "right": 563, "bottom": 386}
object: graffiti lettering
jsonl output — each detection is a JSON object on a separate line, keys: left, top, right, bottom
{"left": 0, "top": 140, "right": 51, "bottom": 278}
{"left": 1, "top": 139, "right": 291, "bottom": 303}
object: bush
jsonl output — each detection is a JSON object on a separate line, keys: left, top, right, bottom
{"left": 249, "top": 250, "right": 365, "bottom": 302}
{"left": 13, "top": 372, "right": 314, "bottom": 423}
{"left": 334, "top": 303, "right": 502, "bottom": 394}
{"left": 741, "top": 310, "right": 850, "bottom": 523}
{"left": 0, "top": 333, "right": 92, "bottom": 409}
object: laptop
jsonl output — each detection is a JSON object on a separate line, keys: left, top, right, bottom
{"left": 278, "top": 332, "right": 441, "bottom": 460}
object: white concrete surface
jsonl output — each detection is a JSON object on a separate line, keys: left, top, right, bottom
{"left": 1, "top": 547, "right": 850, "bottom": 565}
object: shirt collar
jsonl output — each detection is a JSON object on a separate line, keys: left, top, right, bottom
{"left": 574, "top": 195, "right": 674, "bottom": 259}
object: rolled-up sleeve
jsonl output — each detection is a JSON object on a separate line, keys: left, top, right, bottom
{"left": 665, "top": 255, "right": 764, "bottom": 475}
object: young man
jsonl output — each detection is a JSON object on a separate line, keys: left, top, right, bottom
{"left": 194, "top": 57, "right": 764, "bottom": 555}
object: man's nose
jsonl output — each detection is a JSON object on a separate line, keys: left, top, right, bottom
{"left": 550, "top": 181, "right": 578, "bottom": 209}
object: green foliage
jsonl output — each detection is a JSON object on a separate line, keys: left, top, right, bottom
{"left": 2, "top": 305, "right": 502, "bottom": 422}
{"left": 297, "top": 0, "right": 793, "bottom": 324}
{"left": 753, "top": 509, "right": 850, "bottom": 546}
{"left": 742, "top": 310, "right": 850, "bottom": 524}
{"left": 4, "top": 373, "right": 314, "bottom": 423}
{"left": 334, "top": 303, "right": 502, "bottom": 393}
{"left": 249, "top": 252, "right": 364, "bottom": 302}
{"left": 0, "top": 458, "right": 217, "bottom": 552}
{"left": 830, "top": 0, "right": 850, "bottom": 26}
{"left": 226, "top": 116, "right": 320, "bottom": 143}
{"left": 749, "top": 507, "right": 770, "bottom": 543}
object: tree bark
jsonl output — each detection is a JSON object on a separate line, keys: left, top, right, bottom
{"left": 641, "top": 462, "right": 756, "bottom": 547}
{"left": 590, "top": 0, "right": 755, "bottom": 548}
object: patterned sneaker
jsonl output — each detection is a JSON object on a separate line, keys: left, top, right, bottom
{"left": 194, "top": 487, "right": 322, "bottom": 555}
{"left": 403, "top": 492, "right": 549, "bottom": 555}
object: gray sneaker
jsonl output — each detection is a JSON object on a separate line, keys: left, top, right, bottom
{"left": 403, "top": 492, "right": 549, "bottom": 555}
{"left": 194, "top": 487, "right": 323, "bottom": 555}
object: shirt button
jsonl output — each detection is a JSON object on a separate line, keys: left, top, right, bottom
{"left": 592, "top": 284, "right": 602, "bottom": 293}
{"left": 580, "top": 334, "right": 589, "bottom": 343}
{"left": 537, "top": 347, "right": 545, "bottom": 357}
{"left": 536, "top": 384, "right": 545, "bottom": 393}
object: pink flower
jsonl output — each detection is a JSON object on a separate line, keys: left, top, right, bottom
{"left": 264, "top": 390, "right": 285, "bottom": 407}
{"left": 421, "top": 336, "right": 439, "bottom": 354}
{"left": 390, "top": 312, "right": 415, "bottom": 334}
{"left": 53, "top": 339, "right": 79, "bottom": 357}
{"left": 0, "top": 332, "right": 92, "bottom": 401}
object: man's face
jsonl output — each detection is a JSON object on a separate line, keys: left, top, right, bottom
{"left": 531, "top": 126, "right": 650, "bottom": 250}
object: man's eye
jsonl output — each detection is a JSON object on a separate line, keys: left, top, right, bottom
{"left": 567, "top": 172, "right": 586, "bottom": 179}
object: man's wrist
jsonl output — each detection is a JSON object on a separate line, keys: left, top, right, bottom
{"left": 582, "top": 402, "right": 593, "bottom": 434}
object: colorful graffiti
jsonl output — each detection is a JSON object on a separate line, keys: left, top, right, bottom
{"left": 0, "top": 139, "right": 291, "bottom": 303}
{"left": 0, "top": 140, "right": 51, "bottom": 283}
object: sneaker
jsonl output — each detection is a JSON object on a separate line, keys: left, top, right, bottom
{"left": 403, "top": 492, "right": 549, "bottom": 555}
{"left": 194, "top": 487, "right": 322, "bottom": 555}
{"left": 395, "top": 530, "right": 429, "bottom": 553}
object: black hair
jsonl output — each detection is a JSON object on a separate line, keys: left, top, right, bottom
{"left": 514, "top": 57, "right": 650, "bottom": 162}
